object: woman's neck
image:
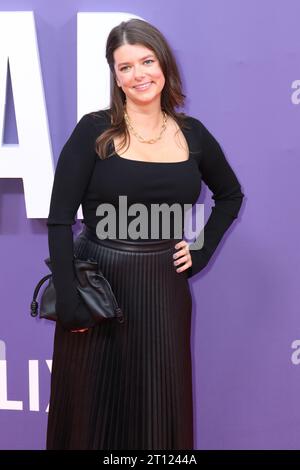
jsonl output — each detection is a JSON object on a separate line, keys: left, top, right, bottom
{"left": 124, "top": 100, "right": 164, "bottom": 131}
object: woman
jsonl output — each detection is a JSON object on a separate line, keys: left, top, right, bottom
{"left": 46, "top": 18, "right": 244, "bottom": 450}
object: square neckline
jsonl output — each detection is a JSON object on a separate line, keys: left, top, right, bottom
{"left": 110, "top": 114, "right": 192, "bottom": 164}
{"left": 113, "top": 148, "right": 191, "bottom": 164}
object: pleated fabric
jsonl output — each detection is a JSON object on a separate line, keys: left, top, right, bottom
{"left": 46, "top": 227, "right": 194, "bottom": 450}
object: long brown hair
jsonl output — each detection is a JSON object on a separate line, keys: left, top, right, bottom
{"left": 93, "top": 18, "right": 191, "bottom": 160}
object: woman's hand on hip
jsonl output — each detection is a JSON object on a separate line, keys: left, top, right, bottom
{"left": 70, "top": 328, "right": 89, "bottom": 333}
{"left": 173, "top": 240, "right": 192, "bottom": 273}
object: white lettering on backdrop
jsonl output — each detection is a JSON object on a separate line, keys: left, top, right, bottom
{"left": 0, "top": 11, "right": 142, "bottom": 218}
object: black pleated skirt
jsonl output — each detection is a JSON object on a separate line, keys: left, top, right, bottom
{"left": 46, "top": 226, "right": 194, "bottom": 450}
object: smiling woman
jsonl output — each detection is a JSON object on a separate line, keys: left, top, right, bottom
{"left": 45, "top": 18, "right": 244, "bottom": 451}
{"left": 113, "top": 43, "right": 166, "bottom": 107}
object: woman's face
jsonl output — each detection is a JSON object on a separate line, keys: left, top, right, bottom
{"left": 113, "top": 43, "right": 165, "bottom": 106}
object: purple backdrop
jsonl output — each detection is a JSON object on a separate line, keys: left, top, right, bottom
{"left": 1, "top": 0, "right": 299, "bottom": 450}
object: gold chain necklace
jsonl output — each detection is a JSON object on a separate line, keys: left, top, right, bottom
{"left": 124, "top": 108, "right": 168, "bottom": 144}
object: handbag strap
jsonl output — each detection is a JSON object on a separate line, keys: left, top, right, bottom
{"left": 30, "top": 274, "right": 52, "bottom": 317}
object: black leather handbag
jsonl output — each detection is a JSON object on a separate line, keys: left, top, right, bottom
{"left": 30, "top": 255, "right": 124, "bottom": 326}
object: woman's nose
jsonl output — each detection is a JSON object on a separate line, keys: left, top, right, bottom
{"left": 133, "top": 66, "right": 146, "bottom": 80}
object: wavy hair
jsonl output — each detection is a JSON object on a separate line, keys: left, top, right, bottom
{"left": 93, "top": 18, "right": 191, "bottom": 160}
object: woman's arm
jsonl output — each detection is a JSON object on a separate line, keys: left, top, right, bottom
{"left": 186, "top": 118, "right": 245, "bottom": 279}
{"left": 47, "top": 113, "right": 97, "bottom": 329}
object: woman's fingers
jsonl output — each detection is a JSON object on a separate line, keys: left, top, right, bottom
{"left": 70, "top": 328, "right": 89, "bottom": 333}
{"left": 173, "top": 240, "right": 192, "bottom": 273}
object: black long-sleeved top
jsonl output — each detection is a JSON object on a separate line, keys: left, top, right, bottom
{"left": 47, "top": 109, "right": 244, "bottom": 326}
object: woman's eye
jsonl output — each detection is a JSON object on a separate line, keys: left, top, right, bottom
{"left": 120, "top": 60, "right": 154, "bottom": 72}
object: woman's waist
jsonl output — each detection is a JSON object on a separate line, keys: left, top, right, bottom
{"left": 78, "top": 225, "right": 180, "bottom": 252}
